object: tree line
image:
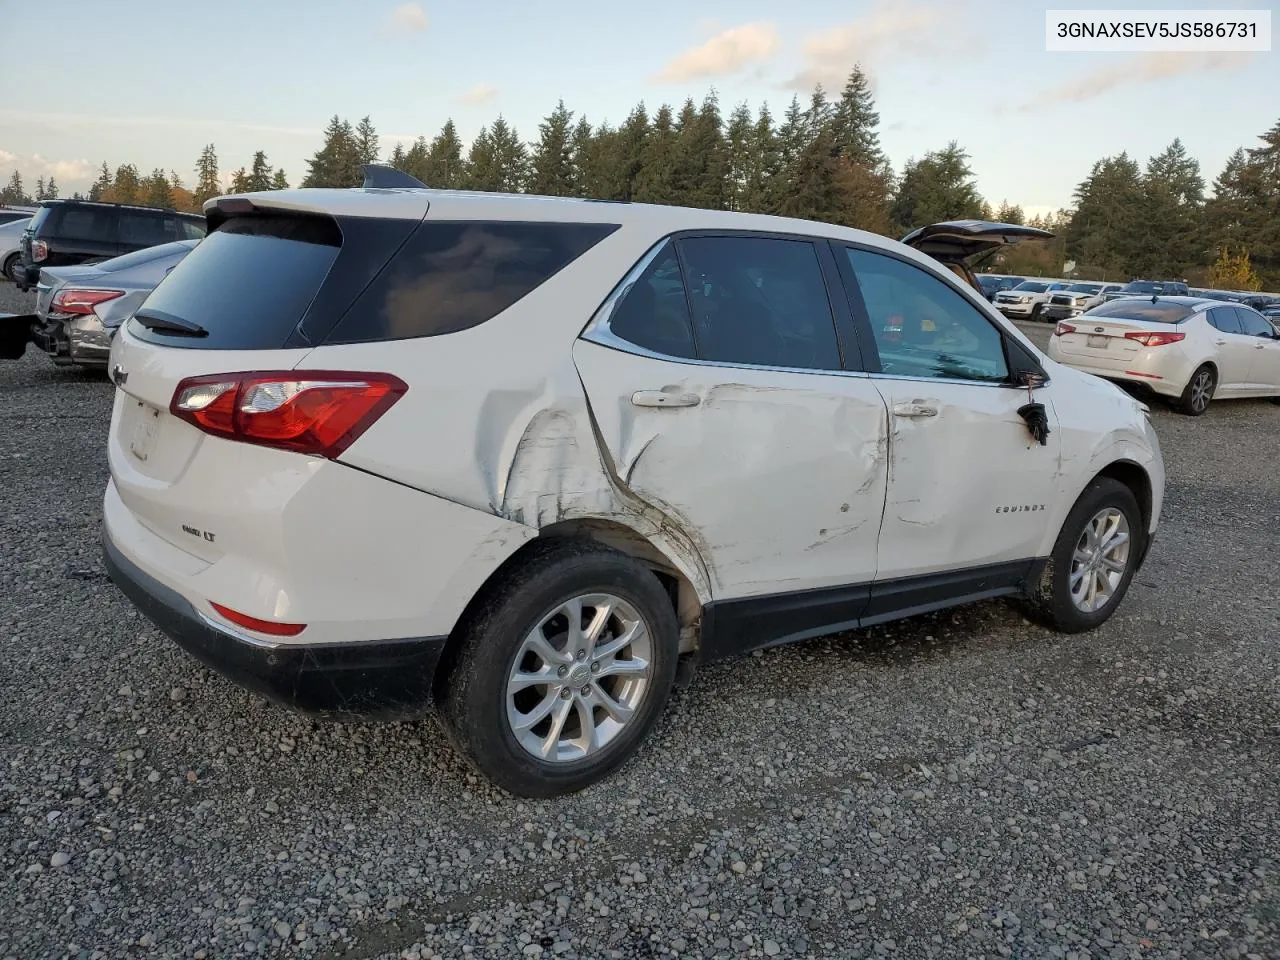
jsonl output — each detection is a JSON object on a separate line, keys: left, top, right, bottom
{"left": 2, "top": 67, "right": 1277, "bottom": 288}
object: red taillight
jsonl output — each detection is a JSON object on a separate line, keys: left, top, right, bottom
{"left": 32, "top": 239, "right": 48, "bottom": 262}
{"left": 1124, "top": 331, "right": 1186, "bottom": 347}
{"left": 1054, "top": 322, "right": 1077, "bottom": 336}
{"left": 209, "top": 602, "right": 306, "bottom": 637}
{"left": 171, "top": 371, "right": 407, "bottom": 458}
{"left": 51, "top": 288, "right": 125, "bottom": 316}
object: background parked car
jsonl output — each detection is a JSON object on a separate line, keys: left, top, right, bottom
{"left": 0, "top": 205, "right": 37, "bottom": 226}
{"left": 1, "top": 216, "right": 32, "bottom": 282}
{"left": 1048, "top": 296, "right": 1280, "bottom": 414}
{"left": 1101, "top": 279, "right": 1190, "bottom": 302}
{"left": 1042, "top": 281, "right": 1125, "bottom": 321}
{"left": 26, "top": 240, "right": 197, "bottom": 368}
{"left": 976, "top": 273, "right": 1024, "bottom": 300}
{"left": 992, "top": 278, "right": 1069, "bottom": 321}
{"left": 16, "top": 199, "right": 205, "bottom": 292}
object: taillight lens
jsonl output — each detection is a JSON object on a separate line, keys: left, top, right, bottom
{"left": 1055, "top": 322, "right": 1077, "bottom": 336}
{"left": 171, "top": 371, "right": 407, "bottom": 458}
{"left": 32, "top": 239, "right": 48, "bottom": 262}
{"left": 209, "top": 601, "right": 306, "bottom": 637}
{"left": 1124, "top": 331, "right": 1186, "bottom": 347}
{"left": 51, "top": 288, "right": 125, "bottom": 316}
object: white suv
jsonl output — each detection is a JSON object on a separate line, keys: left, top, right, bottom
{"left": 102, "top": 189, "right": 1165, "bottom": 796}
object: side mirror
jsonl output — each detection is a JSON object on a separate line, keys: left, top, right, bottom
{"left": 1016, "top": 370, "right": 1046, "bottom": 390}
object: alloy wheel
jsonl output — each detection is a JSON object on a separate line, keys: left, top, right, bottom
{"left": 506, "top": 593, "right": 652, "bottom": 763}
{"left": 1190, "top": 369, "right": 1213, "bottom": 413}
{"left": 1069, "top": 507, "right": 1131, "bottom": 613}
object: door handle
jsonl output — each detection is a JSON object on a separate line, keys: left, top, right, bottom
{"left": 1215, "top": 339, "right": 1227, "bottom": 346}
{"left": 892, "top": 400, "right": 938, "bottom": 419}
{"left": 1255, "top": 342, "right": 1266, "bottom": 349}
{"left": 631, "top": 390, "right": 700, "bottom": 408}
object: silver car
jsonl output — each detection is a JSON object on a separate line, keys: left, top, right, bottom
{"left": 30, "top": 240, "right": 197, "bottom": 368}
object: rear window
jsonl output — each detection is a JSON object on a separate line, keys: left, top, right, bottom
{"left": 1089, "top": 299, "right": 1196, "bottom": 323}
{"left": 128, "top": 215, "right": 340, "bottom": 350}
{"left": 1066, "top": 283, "right": 1102, "bottom": 293}
{"left": 1013, "top": 281, "right": 1047, "bottom": 292}
{"left": 100, "top": 240, "right": 195, "bottom": 273}
{"left": 324, "top": 220, "right": 619, "bottom": 344}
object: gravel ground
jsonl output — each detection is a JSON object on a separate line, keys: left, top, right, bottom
{"left": 3, "top": 283, "right": 1279, "bottom": 960}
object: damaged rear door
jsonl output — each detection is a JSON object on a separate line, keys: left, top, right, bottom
{"left": 574, "top": 233, "right": 889, "bottom": 613}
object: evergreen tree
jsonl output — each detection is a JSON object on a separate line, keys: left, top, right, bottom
{"left": 489, "top": 117, "right": 529, "bottom": 192}
{"left": 996, "top": 200, "right": 1025, "bottom": 224}
{"left": 724, "top": 102, "right": 755, "bottom": 211}
{"left": 614, "top": 104, "right": 649, "bottom": 202}
{"left": 833, "top": 158, "right": 894, "bottom": 235}
{"left": 144, "top": 169, "right": 173, "bottom": 208}
{"left": 1, "top": 170, "right": 25, "bottom": 205}
{"left": 247, "top": 151, "right": 274, "bottom": 192}
{"left": 270, "top": 169, "right": 290, "bottom": 190}
{"left": 830, "top": 66, "right": 885, "bottom": 168}
{"left": 529, "top": 101, "right": 576, "bottom": 196}
{"left": 803, "top": 86, "right": 832, "bottom": 146}
{"left": 90, "top": 163, "right": 112, "bottom": 201}
{"left": 740, "top": 103, "right": 779, "bottom": 214}
{"left": 229, "top": 168, "right": 251, "bottom": 193}
{"left": 779, "top": 128, "right": 843, "bottom": 222}
{"left": 890, "top": 143, "right": 984, "bottom": 232}
{"left": 389, "top": 142, "right": 407, "bottom": 170}
{"left": 1206, "top": 119, "right": 1280, "bottom": 286}
{"left": 45, "top": 176, "right": 59, "bottom": 200}
{"left": 424, "top": 120, "right": 464, "bottom": 188}
{"left": 1064, "top": 153, "right": 1146, "bottom": 278}
{"left": 35, "top": 177, "right": 46, "bottom": 201}
{"left": 303, "top": 116, "right": 361, "bottom": 188}
{"left": 194, "top": 144, "right": 221, "bottom": 207}
{"left": 1137, "top": 138, "right": 1204, "bottom": 278}
{"left": 355, "top": 116, "right": 380, "bottom": 166}
{"left": 633, "top": 104, "right": 678, "bottom": 204}
{"left": 112, "top": 164, "right": 142, "bottom": 204}
{"left": 401, "top": 136, "right": 430, "bottom": 184}
{"left": 569, "top": 117, "right": 595, "bottom": 197}
{"left": 768, "top": 96, "right": 808, "bottom": 213}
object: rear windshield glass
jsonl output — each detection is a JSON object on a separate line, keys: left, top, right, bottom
{"left": 28, "top": 206, "right": 54, "bottom": 234}
{"left": 1066, "top": 283, "right": 1102, "bottom": 292}
{"left": 128, "top": 215, "right": 340, "bottom": 350}
{"left": 324, "top": 220, "right": 619, "bottom": 344}
{"left": 1012, "top": 281, "right": 1047, "bottom": 292}
{"left": 1089, "top": 299, "right": 1196, "bottom": 323}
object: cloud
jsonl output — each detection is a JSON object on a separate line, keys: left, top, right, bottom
{"left": 1017, "top": 51, "right": 1255, "bottom": 110}
{"left": 654, "top": 22, "right": 781, "bottom": 82}
{"left": 785, "top": 1, "right": 970, "bottom": 90}
{"left": 0, "top": 107, "right": 320, "bottom": 139}
{"left": 388, "top": 2, "right": 429, "bottom": 33}
{"left": 0, "top": 152, "right": 97, "bottom": 187}
{"left": 460, "top": 84, "right": 499, "bottom": 105}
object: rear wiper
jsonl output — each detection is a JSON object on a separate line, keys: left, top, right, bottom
{"left": 133, "top": 308, "right": 207, "bottom": 337}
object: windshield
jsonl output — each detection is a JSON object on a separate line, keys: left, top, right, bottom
{"left": 1066, "top": 283, "right": 1102, "bottom": 293}
{"left": 1013, "top": 281, "right": 1048, "bottom": 292}
{"left": 1089, "top": 299, "right": 1197, "bottom": 323}
{"left": 1121, "top": 281, "right": 1163, "bottom": 294}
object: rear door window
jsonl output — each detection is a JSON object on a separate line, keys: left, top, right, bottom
{"left": 52, "top": 207, "right": 115, "bottom": 242}
{"left": 120, "top": 211, "right": 181, "bottom": 246}
{"left": 1208, "top": 307, "right": 1242, "bottom": 334}
{"left": 675, "top": 235, "right": 842, "bottom": 371}
{"left": 605, "top": 241, "right": 698, "bottom": 360}
{"left": 326, "top": 221, "right": 618, "bottom": 344}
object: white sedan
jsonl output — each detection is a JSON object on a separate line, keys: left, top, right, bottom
{"left": 1048, "top": 296, "right": 1280, "bottom": 415}
{"left": 1, "top": 217, "right": 32, "bottom": 283}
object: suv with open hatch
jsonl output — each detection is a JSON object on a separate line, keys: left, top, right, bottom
{"left": 102, "top": 182, "right": 1164, "bottom": 797}
{"left": 16, "top": 199, "right": 205, "bottom": 291}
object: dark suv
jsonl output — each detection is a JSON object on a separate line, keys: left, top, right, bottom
{"left": 17, "top": 200, "right": 205, "bottom": 291}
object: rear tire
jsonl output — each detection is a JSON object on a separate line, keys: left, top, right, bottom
{"left": 2, "top": 253, "right": 18, "bottom": 283}
{"left": 1025, "top": 478, "right": 1143, "bottom": 633}
{"left": 437, "top": 539, "right": 679, "bottom": 798}
{"left": 1030, "top": 304, "right": 1044, "bottom": 322}
{"left": 1176, "top": 364, "right": 1215, "bottom": 416}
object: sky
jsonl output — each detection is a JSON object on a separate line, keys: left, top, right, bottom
{"left": 0, "top": 0, "right": 1276, "bottom": 215}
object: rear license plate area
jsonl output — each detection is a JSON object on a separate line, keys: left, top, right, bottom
{"left": 129, "top": 401, "right": 161, "bottom": 461}
{"left": 1086, "top": 335, "right": 1109, "bottom": 349}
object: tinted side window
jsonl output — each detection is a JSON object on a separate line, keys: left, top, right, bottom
{"left": 1235, "top": 307, "right": 1275, "bottom": 337}
{"left": 676, "top": 236, "right": 841, "bottom": 371}
{"left": 1209, "top": 307, "right": 1241, "bottom": 334}
{"left": 52, "top": 207, "right": 114, "bottom": 242}
{"left": 181, "top": 220, "right": 206, "bottom": 241}
{"left": 327, "top": 221, "right": 618, "bottom": 344}
{"left": 845, "top": 247, "right": 1009, "bottom": 383}
{"left": 120, "top": 211, "right": 180, "bottom": 247}
{"left": 606, "top": 241, "right": 697, "bottom": 359}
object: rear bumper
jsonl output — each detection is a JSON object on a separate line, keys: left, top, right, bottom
{"left": 16, "top": 263, "right": 38, "bottom": 292}
{"left": 102, "top": 526, "right": 448, "bottom": 719}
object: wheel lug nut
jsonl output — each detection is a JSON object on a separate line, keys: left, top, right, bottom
{"left": 560, "top": 688, "right": 572, "bottom": 700}
{"left": 590, "top": 662, "right": 601, "bottom": 674}
{"left": 580, "top": 685, "right": 591, "bottom": 696}
{"left": 576, "top": 650, "right": 586, "bottom": 661}
{"left": 557, "top": 666, "right": 568, "bottom": 678}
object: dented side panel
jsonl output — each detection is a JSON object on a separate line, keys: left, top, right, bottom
{"left": 572, "top": 340, "right": 890, "bottom": 600}
{"left": 872, "top": 378, "right": 1063, "bottom": 581}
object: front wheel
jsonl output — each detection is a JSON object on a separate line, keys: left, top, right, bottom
{"left": 1025, "top": 478, "right": 1143, "bottom": 633}
{"left": 1030, "top": 304, "right": 1044, "bottom": 322}
{"left": 1177, "top": 364, "right": 1215, "bottom": 415}
{"left": 438, "top": 539, "right": 679, "bottom": 797}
